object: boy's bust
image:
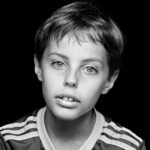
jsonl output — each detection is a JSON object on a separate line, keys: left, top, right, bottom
{"left": 0, "top": 2, "right": 146, "bottom": 150}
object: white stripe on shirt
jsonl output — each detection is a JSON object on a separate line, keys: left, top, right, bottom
{"left": 0, "top": 116, "right": 37, "bottom": 130}
{"left": 99, "top": 135, "right": 136, "bottom": 150}
{"left": 3, "top": 131, "right": 39, "bottom": 141}
{"left": 104, "top": 121, "right": 142, "bottom": 142}
{"left": 103, "top": 128, "right": 140, "bottom": 146}
{"left": 1, "top": 123, "right": 37, "bottom": 135}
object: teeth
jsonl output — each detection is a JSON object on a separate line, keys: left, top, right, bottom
{"left": 62, "top": 97, "right": 74, "bottom": 102}
{"left": 63, "top": 97, "right": 69, "bottom": 101}
{"left": 68, "top": 98, "right": 73, "bottom": 102}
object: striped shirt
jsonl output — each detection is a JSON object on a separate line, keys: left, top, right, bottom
{"left": 0, "top": 107, "right": 146, "bottom": 150}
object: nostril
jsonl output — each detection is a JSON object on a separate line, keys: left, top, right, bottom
{"left": 64, "top": 81, "right": 78, "bottom": 88}
{"left": 64, "top": 70, "right": 79, "bottom": 88}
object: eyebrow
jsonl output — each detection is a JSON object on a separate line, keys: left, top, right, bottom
{"left": 48, "top": 52, "right": 103, "bottom": 65}
{"left": 82, "top": 58, "right": 103, "bottom": 65}
{"left": 48, "top": 52, "right": 69, "bottom": 60}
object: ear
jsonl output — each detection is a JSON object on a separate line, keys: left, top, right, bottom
{"left": 102, "top": 71, "right": 119, "bottom": 94}
{"left": 34, "top": 55, "right": 43, "bottom": 81}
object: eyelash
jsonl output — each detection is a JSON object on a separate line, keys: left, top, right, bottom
{"left": 83, "top": 66, "right": 99, "bottom": 74}
{"left": 51, "top": 61, "right": 66, "bottom": 69}
{"left": 51, "top": 60, "right": 99, "bottom": 74}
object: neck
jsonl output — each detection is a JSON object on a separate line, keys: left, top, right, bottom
{"left": 44, "top": 108, "right": 96, "bottom": 142}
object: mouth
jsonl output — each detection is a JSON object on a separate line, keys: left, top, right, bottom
{"left": 55, "top": 94, "right": 80, "bottom": 103}
{"left": 55, "top": 94, "right": 80, "bottom": 108}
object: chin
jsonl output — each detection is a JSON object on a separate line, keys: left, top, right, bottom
{"left": 52, "top": 107, "right": 84, "bottom": 121}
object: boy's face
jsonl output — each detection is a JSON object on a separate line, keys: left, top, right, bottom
{"left": 35, "top": 36, "right": 117, "bottom": 121}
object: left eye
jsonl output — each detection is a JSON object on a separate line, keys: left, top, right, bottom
{"left": 51, "top": 61, "right": 66, "bottom": 69}
{"left": 84, "top": 66, "right": 98, "bottom": 74}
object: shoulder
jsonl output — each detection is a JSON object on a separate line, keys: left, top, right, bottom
{"left": 95, "top": 111, "right": 146, "bottom": 150}
{"left": 0, "top": 108, "right": 42, "bottom": 150}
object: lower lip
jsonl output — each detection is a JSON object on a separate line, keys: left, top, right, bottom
{"left": 56, "top": 98, "right": 79, "bottom": 108}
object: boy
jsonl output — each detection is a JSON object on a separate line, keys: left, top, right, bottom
{"left": 0, "top": 1, "right": 146, "bottom": 150}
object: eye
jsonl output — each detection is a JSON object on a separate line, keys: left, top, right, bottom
{"left": 51, "top": 61, "right": 66, "bottom": 70}
{"left": 83, "top": 66, "right": 98, "bottom": 74}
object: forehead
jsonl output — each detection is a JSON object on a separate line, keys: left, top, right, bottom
{"left": 44, "top": 35, "right": 108, "bottom": 65}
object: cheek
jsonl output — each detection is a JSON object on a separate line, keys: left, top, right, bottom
{"left": 42, "top": 71, "right": 62, "bottom": 94}
{"left": 82, "top": 79, "right": 106, "bottom": 99}
{"left": 79, "top": 82, "right": 103, "bottom": 111}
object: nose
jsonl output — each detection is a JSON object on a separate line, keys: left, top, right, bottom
{"left": 64, "top": 69, "right": 78, "bottom": 88}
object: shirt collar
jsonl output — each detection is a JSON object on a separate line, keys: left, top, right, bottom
{"left": 37, "top": 107, "right": 105, "bottom": 150}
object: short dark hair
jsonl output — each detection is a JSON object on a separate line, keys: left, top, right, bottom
{"left": 34, "top": 1, "right": 124, "bottom": 78}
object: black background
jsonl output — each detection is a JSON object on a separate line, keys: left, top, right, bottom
{"left": 0, "top": 0, "right": 149, "bottom": 148}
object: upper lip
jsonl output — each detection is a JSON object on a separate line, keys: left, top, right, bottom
{"left": 55, "top": 94, "right": 80, "bottom": 102}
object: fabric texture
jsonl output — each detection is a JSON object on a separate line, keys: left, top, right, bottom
{"left": 0, "top": 107, "right": 146, "bottom": 150}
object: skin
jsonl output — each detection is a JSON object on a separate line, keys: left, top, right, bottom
{"left": 34, "top": 35, "right": 118, "bottom": 149}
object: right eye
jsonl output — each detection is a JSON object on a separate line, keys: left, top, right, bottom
{"left": 51, "top": 61, "right": 66, "bottom": 70}
{"left": 83, "top": 66, "right": 99, "bottom": 75}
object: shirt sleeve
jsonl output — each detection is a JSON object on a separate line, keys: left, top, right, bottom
{"left": 138, "top": 141, "right": 147, "bottom": 150}
{"left": 0, "top": 135, "right": 6, "bottom": 150}
{"left": 0, "top": 134, "right": 10, "bottom": 150}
